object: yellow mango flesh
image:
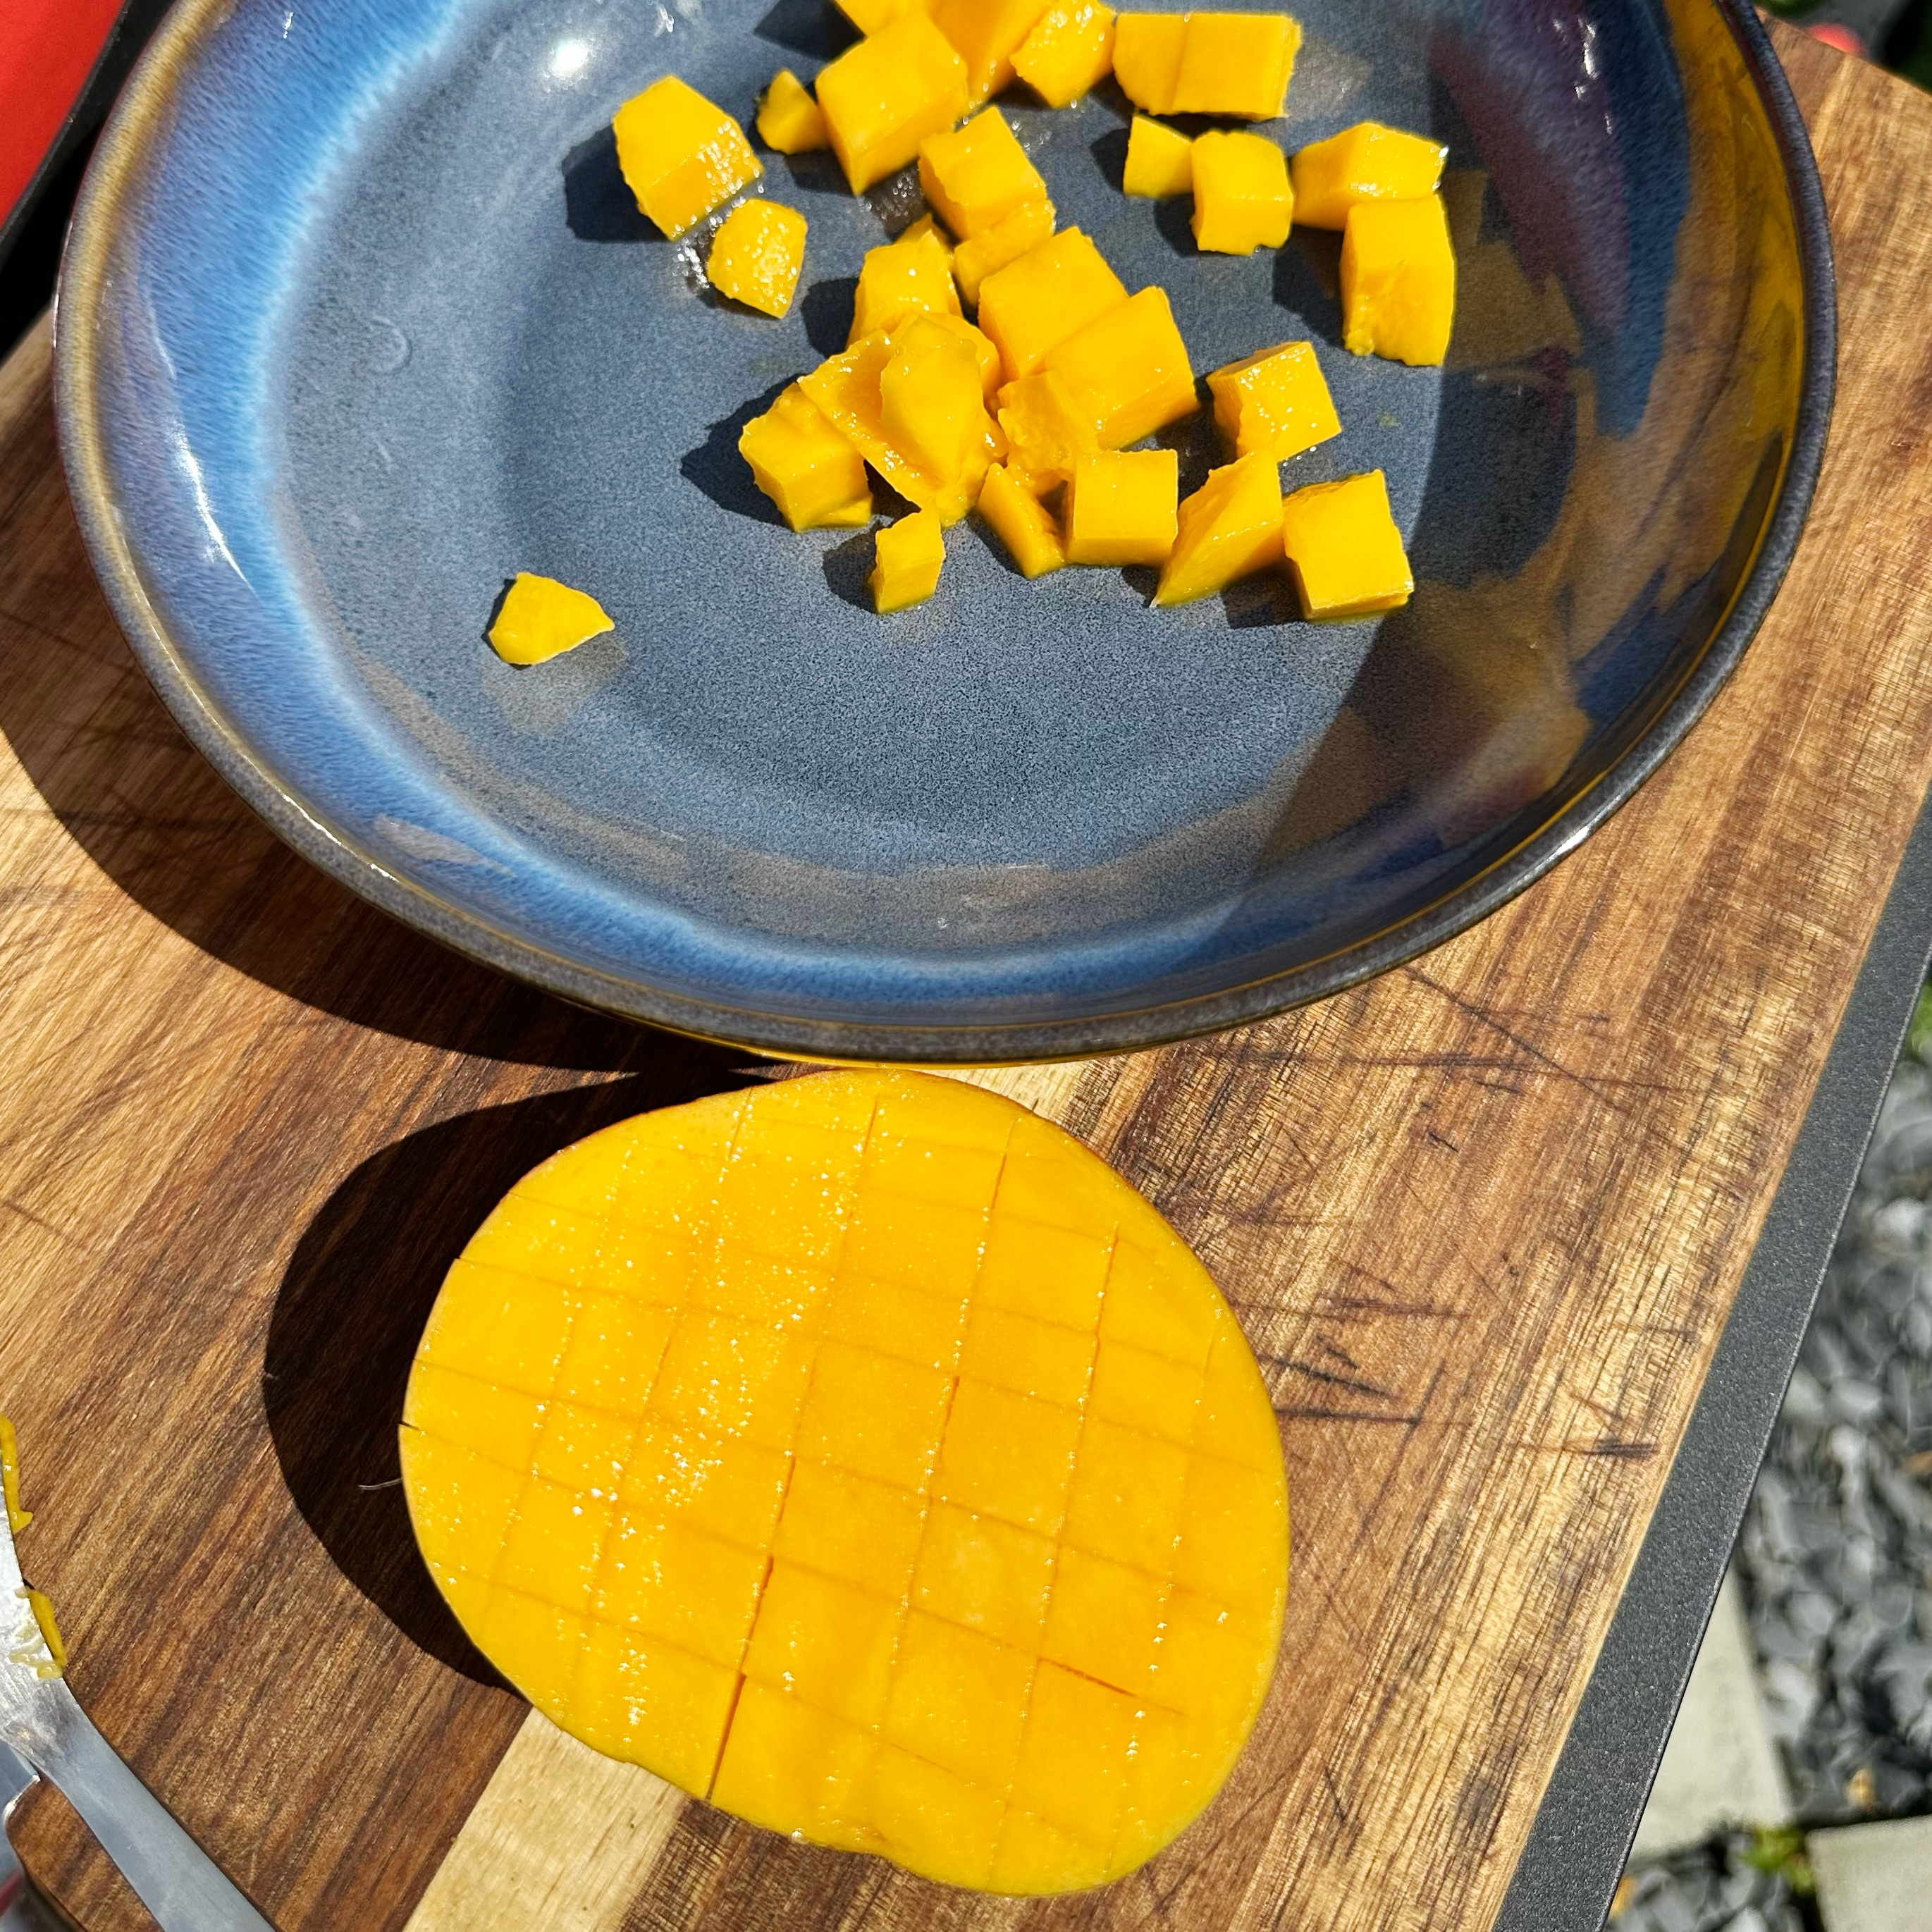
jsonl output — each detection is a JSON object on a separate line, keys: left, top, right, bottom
{"left": 737, "top": 384, "right": 873, "bottom": 531}
{"left": 1206, "top": 338, "right": 1339, "bottom": 461}
{"left": 756, "top": 70, "right": 830, "bottom": 155}
{"left": 1279, "top": 468, "right": 1413, "bottom": 617}
{"left": 1170, "top": 12, "right": 1300, "bottom": 118}
{"left": 1189, "top": 130, "right": 1292, "bottom": 256}
{"left": 978, "top": 462, "right": 1066, "bottom": 577}
{"left": 1123, "top": 116, "right": 1193, "bottom": 198}
{"left": 401, "top": 1071, "right": 1287, "bottom": 1893}
{"left": 1065, "top": 448, "right": 1179, "bottom": 565}
{"left": 954, "top": 197, "right": 1056, "bottom": 308}
{"left": 612, "top": 76, "right": 762, "bottom": 240}
{"left": 1039, "top": 285, "right": 1198, "bottom": 450}
{"left": 1012, "top": 1, "right": 1117, "bottom": 108}
{"left": 918, "top": 109, "right": 1052, "bottom": 241}
{"left": 707, "top": 199, "right": 807, "bottom": 319}
{"left": 488, "top": 573, "right": 615, "bottom": 665}
{"left": 818, "top": 13, "right": 971, "bottom": 193}
{"left": 996, "top": 369, "right": 1101, "bottom": 485}
{"left": 881, "top": 316, "right": 987, "bottom": 484}
{"left": 976, "top": 227, "right": 1128, "bottom": 381}
{"left": 1110, "top": 13, "right": 1186, "bottom": 113}
{"left": 871, "top": 511, "right": 947, "bottom": 610}
{"left": 1341, "top": 194, "right": 1456, "bottom": 366}
{"left": 930, "top": 0, "right": 1059, "bottom": 106}
{"left": 851, "top": 228, "right": 963, "bottom": 344}
{"left": 836, "top": 0, "right": 932, "bottom": 32}
{"left": 1290, "top": 120, "right": 1446, "bottom": 230}
{"left": 1153, "top": 453, "right": 1282, "bottom": 605}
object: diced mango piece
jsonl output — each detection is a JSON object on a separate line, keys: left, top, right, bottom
{"left": 612, "top": 75, "right": 762, "bottom": 240}
{"left": 880, "top": 314, "right": 987, "bottom": 484}
{"left": 919, "top": 312, "right": 1004, "bottom": 399}
{"left": 1124, "top": 115, "right": 1193, "bottom": 197}
{"left": 837, "top": 0, "right": 931, "bottom": 30}
{"left": 930, "top": 0, "right": 1058, "bottom": 106}
{"left": 1341, "top": 194, "right": 1456, "bottom": 366}
{"left": 1012, "top": 0, "right": 1116, "bottom": 107}
{"left": 1290, "top": 120, "right": 1447, "bottom": 229}
{"left": 756, "top": 70, "right": 830, "bottom": 154}
{"left": 850, "top": 226, "right": 961, "bottom": 344}
{"left": 871, "top": 511, "right": 947, "bottom": 612}
{"left": 901, "top": 211, "right": 955, "bottom": 264}
{"left": 1279, "top": 469, "right": 1413, "bottom": 617}
{"left": 402, "top": 1071, "right": 1288, "bottom": 1893}
{"left": 1206, "top": 338, "right": 1339, "bottom": 460}
{"left": 953, "top": 197, "right": 1055, "bottom": 307}
{"left": 488, "top": 573, "right": 615, "bottom": 665}
{"left": 996, "top": 369, "right": 1100, "bottom": 484}
{"left": 738, "top": 383, "right": 873, "bottom": 531}
{"left": 706, "top": 199, "right": 806, "bottom": 318}
{"left": 1111, "top": 12, "right": 1185, "bottom": 113}
{"left": 1152, "top": 453, "right": 1281, "bottom": 605}
{"left": 1190, "top": 130, "right": 1291, "bottom": 254}
{"left": 1040, "top": 284, "right": 1198, "bottom": 448}
{"left": 817, "top": 13, "right": 971, "bottom": 193}
{"left": 976, "top": 227, "right": 1128, "bottom": 381}
{"left": 1065, "top": 448, "right": 1178, "bottom": 565}
{"left": 978, "top": 463, "right": 1066, "bottom": 577}
{"left": 1171, "top": 12, "right": 1300, "bottom": 117}
{"left": 918, "top": 109, "right": 1051, "bottom": 240}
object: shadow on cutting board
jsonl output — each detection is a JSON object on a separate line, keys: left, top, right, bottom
{"left": 262, "top": 1062, "right": 762, "bottom": 1684}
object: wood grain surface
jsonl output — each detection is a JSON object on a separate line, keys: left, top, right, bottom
{"left": 0, "top": 23, "right": 1927, "bottom": 1931}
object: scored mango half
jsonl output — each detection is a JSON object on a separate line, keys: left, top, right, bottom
{"left": 401, "top": 1070, "right": 1289, "bottom": 1894}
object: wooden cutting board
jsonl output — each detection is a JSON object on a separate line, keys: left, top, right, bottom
{"left": 0, "top": 23, "right": 1926, "bottom": 1931}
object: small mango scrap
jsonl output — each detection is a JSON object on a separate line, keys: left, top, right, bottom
{"left": 979, "top": 463, "right": 1066, "bottom": 576}
{"left": 613, "top": 76, "right": 761, "bottom": 239}
{"left": 1279, "top": 469, "right": 1413, "bottom": 617}
{"left": 851, "top": 226, "right": 963, "bottom": 343}
{"left": 996, "top": 369, "right": 1101, "bottom": 484}
{"left": 1040, "top": 284, "right": 1198, "bottom": 450}
{"left": 1012, "top": 1, "right": 1117, "bottom": 108}
{"left": 918, "top": 109, "right": 1052, "bottom": 240}
{"left": 738, "top": 384, "right": 873, "bottom": 531}
{"left": 930, "top": 0, "right": 1060, "bottom": 106}
{"left": 1065, "top": 448, "right": 1179, "bottom": 565}
{"left": 817, "top": 13, "right": 970, "bottom": 193}
{"left": 1113, "top": 12, "right": 1300, "bottom": 118}
{"left": 488, "top": 573, "right": 615, "bottom": 665}
{"left": 756, "top": 70, "right": 830, "bottom": 154}
{"left": 976, "top": 228, "right": 1128, "bottom": 382}
{"left": 1190, "top": 130, "right": 1291, "bottom": 255}
{"left": 1123, "top": 116, "right": 1193, "bottom": 198}
{"left": 708, "top": 199, "right": 807, "bottom": 318}
{"left": 1207, "top": 338, "right": 1339, "bottom": 460}
{"left": 1290, "top": 120, "right": 1446, "bottom": 229}
{"left": 954, "top": 197, "right": 1056, "bottom": 307}
{"left": 872, "top": 511, "right": 947, "bottom": 610}
{"left": 400, "top": 1070, "right": 1288, "bottom": 1893}
{"left": 1341, "top": 193, "right": 1456, "bottom": 366}
{"left": 1153, "top": 452, "right": 1282, "bottom": 606}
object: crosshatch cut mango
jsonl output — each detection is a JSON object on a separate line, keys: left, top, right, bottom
{"left": 400, "top": 1070, "right": 1289, "bottom": 1894}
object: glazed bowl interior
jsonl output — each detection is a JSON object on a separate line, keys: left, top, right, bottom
{"left": 59, "top": 0, "right": 1824, "bottom": 1059}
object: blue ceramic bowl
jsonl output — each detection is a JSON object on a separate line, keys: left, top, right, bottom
{"left": 56, "top": 0, "right": 1831, "bottom": 1061}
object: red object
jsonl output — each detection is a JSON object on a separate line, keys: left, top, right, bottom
{"left": 1805, "top": 22, "right": 1867, "bottom": 56}
{"left": 0, "top": 0, "right": 127, "bottom": 234}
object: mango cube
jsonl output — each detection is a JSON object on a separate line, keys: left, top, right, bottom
{"left": 1190, "top": 130, "right": 1291, "bottom": 254}
{"left": 953, "top": 197, "right": 1055, "bottom": 307}
{"left": 756, "top": 71, "right": 829, "bottom": 155}
{"left": 1012, "top": 1, "right": 1116, "bottom": 107}
{"left": 880, "top": 314, "right": 987, "bottom": 484}
{"left": 872, "top": 512, "right": 947, "bottom": 612}
{"left": 918, "top": 312, "right": 1004, "bottom": 399}
{"left": 978, "top": 464, "right": 1066, "bottom": 577}
{"left": 1152, "top": 453, "right": 1282, "bottom": 605}
{"left": 1040, "top": 284, "right": 1198, "bottom": 448}
{"left": 1171, "top": 12, "right": 1300, "bottom": 117}
{"left": 996, "top": 369, "right": 1100, "bottom": 484}
{"left": 1065, "top": 448, "right": 1179, "bottom": 565}
{"left": 1279, "top": 469, "right": 1413, "bottom": 617}
{"left": 1291, "top": 120, "right": 1446, "bottom": 228}
{"left": 1206, "top": 338, "right": 1339, "bottom": 460}
{"left": 817, "top": 13, "right": 971, "bottom": 194}
{"left": 739, "top": 384, "right": 873, "bottom": 531}
{"left": 930, "top": 0, "right": 1058, "bottom": 106}
{"left": 851, "top": 228, "right": 961, "bottom": 345}
{"left": 488, "top": 573, "right": 615, "bottom": 665}
{"left": 613, "top": 76, "right": 762, "bottom": 239}
{"left": 835, "top": 0, "right": 931, "bottom": 30}
{"left": 707, "top": 199, "right": 806, "bottom": 318}
{"left": 918, "top": 109, "right": 1051, "bottom": 240}
{"left": 1124, "top": 116, "right": 1193, "bottom": 197}
{"left": 976, "top": 227, "right": 1128, "bottom": 381}
{"left": 1341, "top": 193, "right": 1456, "bottom": 365}
{"left": 1111, "top": 13, "right": 1186, "bottom": 113}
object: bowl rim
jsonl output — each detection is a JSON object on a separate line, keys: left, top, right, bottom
{"left": 53, "top": 0, "right": 1838, "bottom": 1066}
